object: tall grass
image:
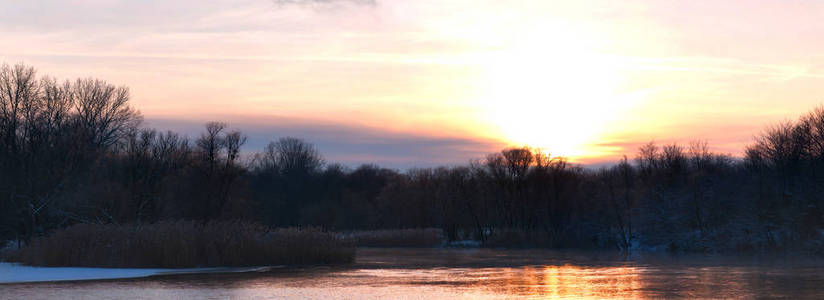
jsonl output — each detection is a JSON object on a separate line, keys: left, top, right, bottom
{"left": 16, "top": 221, "right": 354, "bottom": 268}
{"left": 346, "top": 228, "right": 443, "bottom": 247}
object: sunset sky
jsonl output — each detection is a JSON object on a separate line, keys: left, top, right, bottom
{"left": 3, "top": 0, "right": 824, "bottom": 168}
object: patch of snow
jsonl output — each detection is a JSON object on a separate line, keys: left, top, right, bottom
{"left": 0, "top": 263, "right": 277, "bottom": 284}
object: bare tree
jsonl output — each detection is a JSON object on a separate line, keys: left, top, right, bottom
{"left": 258, "top": 137, "right": 324, "bottom": 176}
{"left": 501, "top": 147, "right": 533, "bottom": 181}
{"left": 114, "top": 129, "right": 191, "bottom": 224}
{"left": 0, "top": 63, "right": 141, "bottom": 242}
{"left": 72, "top": 78, "right": 142, "bottom": 149}
{"left": 636, "top": 141, "right": 659, "bottom": 181}
{"left": 192, "top": 122, "right": 247, "bottom": 220}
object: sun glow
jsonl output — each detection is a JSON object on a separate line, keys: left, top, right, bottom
{"left": 480, "top": 24, "right": 635, "bottom": 160}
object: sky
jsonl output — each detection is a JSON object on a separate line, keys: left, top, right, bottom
{"left": 2, "top": 0, "right": 824, "bottom": 169}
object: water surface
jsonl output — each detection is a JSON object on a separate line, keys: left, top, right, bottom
{"left": 2, "top": 248, "right": 823, "bottom": 299}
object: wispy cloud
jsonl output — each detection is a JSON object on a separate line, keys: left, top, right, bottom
{"left": 271, "top": 0, "right": 377, "bottom": 12}
{"left": 621, "top": 57, "right": 824, "bottom": 81}
{"left": 273, "top": 0, "right": 376, "bottom": 5}
{"left": 145, "top": 116, "right": 503, "bottom": 169}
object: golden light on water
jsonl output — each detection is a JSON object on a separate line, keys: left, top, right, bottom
{"left": 487, "top": 265, "right": 643, "bottom": 299}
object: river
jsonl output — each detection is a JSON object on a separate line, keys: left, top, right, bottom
{"left": 2, "top": 248, "right": 823, "bottom": 299}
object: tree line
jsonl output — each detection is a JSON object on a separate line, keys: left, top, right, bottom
{"left": 1, "top": 63, "right": 822, "bottom": 253}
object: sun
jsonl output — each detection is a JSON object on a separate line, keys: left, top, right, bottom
{"left": 479, "top": 24, "right": 629, "bottom": 160}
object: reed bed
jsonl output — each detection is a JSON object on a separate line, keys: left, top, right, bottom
{"left": 15, "top": 221, "right": 354, "bottom": 268}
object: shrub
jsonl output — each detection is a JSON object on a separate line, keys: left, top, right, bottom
{"left": 15, "top": 221, "right": 354, "bottom": 268}
{"left": 346, "top": 228, "right": 443, "bottom": 247}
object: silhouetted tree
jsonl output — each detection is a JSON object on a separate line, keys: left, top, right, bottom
{"left": 3, "top": 61, "right": 823, "bottom": 255}
{"left": 188, "top": 122, "right": 247, "bottom": 221}
{"left": 252, "top": 137, "right": 324, "bottom": 226}
{"left": 0, "top": 63, "right": 141, "bottom": 243}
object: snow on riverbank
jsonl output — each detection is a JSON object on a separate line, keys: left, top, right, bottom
{"left": 0, "top": 263, "right": 275, "bottom": 284}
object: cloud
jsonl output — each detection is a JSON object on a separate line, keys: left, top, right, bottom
{"left": 272, "top": 0, "right": 377, "bottom": 8}
{"left": 274, "top": 0, "right": 375, "bottom": 3}
{"left": 144, "top": 116, "right": 503, "bottom": 170}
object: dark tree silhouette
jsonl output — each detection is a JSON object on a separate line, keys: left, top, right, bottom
{"left": 0, "top": 63, "right": 141, "bottom": 244}
{"left": 1, "top": 62, "right": 823, "bottom": 256}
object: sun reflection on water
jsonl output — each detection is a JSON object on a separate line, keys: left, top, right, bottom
{"left": 3, "top": 249, "right": 823, "bottom": 299}
{"left": 458, "top": 265, "right": 645, "bottom": 299}
{"left": 343, "top": 264, "right": 648, "bottom": 298}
